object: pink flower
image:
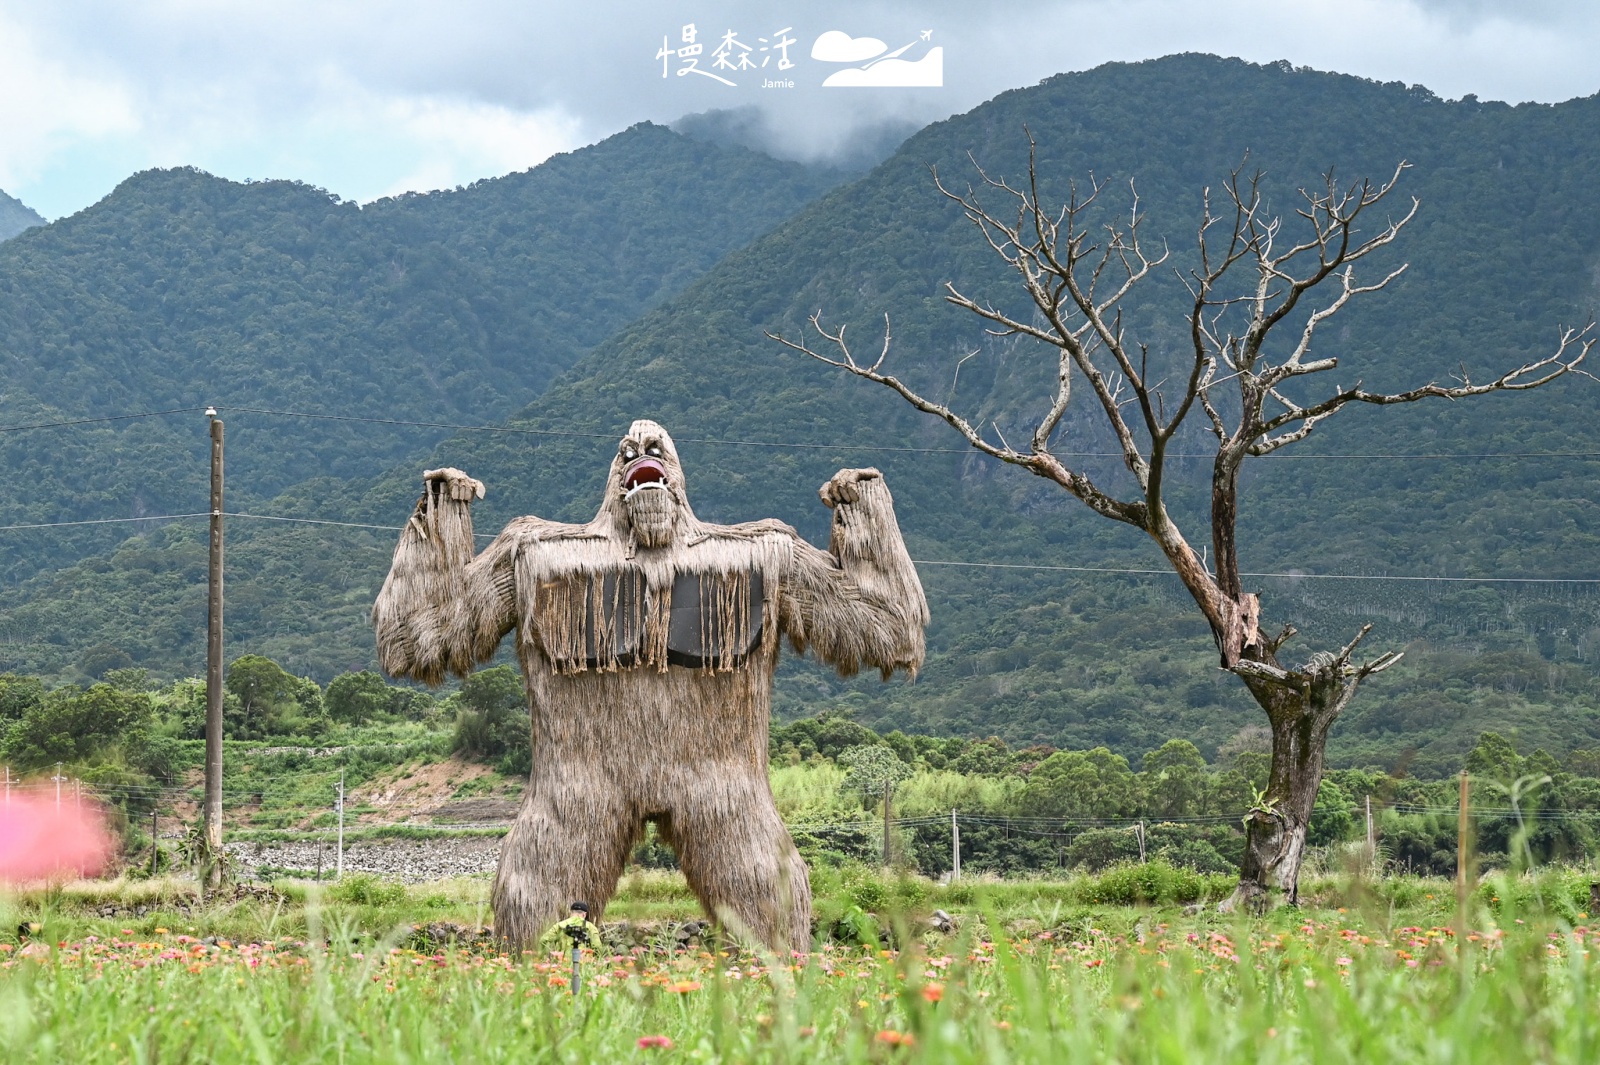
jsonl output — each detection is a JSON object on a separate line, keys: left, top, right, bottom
{"left": 637, "top": 1035, "right": 673, "bottom": 1049}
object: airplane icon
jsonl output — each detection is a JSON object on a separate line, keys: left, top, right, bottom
{"left": 920, "top": 30, "right": 932, "bottom": 41}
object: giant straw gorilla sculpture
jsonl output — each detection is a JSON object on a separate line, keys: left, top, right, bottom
{"left": 373, "top": 420, "right": 927, "bottom": 949}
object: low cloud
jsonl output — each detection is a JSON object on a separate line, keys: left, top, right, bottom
{"left": 2, "top": 1, "right": 1597, "bottom": 218}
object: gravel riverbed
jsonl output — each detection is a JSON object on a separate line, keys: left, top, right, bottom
{"left": 227, "top": 837, "right": 502, "bottom": 882}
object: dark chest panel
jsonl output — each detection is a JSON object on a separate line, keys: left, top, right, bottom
{"left": 534, "top": 567, "right": 764, "bottom": 673}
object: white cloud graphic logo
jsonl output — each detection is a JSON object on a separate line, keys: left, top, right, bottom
{"left": 810, "top": 31, "right": 888, "bottom": 63}
{"left": 822, "top": 47, "right": 943, "bottom": 87}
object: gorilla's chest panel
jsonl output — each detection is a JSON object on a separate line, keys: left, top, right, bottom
{"left": 532, "top": 567, "right": 765, "bottom": 674}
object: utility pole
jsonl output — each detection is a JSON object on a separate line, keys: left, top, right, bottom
{"left": 151, "top": 807, "right": 159, "bottom": 877}
{"left": 336, "top": 771, "right": 345, "bottom": 879}
{"left": 1457, "top": 771, "right": 1472, "bottom": 937}
{"left": 53, "top": 762, "right": 64, "bottom": 812}
{"left": 1365, "top": 795, "right": 1375, "bottom": 871}
{"left": 1136, "top": 820, "right": 1146, "bottom": 863}
{"left": 882, "top": 778, "right": 892, "bottom": 867}
{"left": 3, "top": 765, "right": 9, "bottom": 808}
{"left": 203, "top": 409, "right": 225, "bottom": 891}
{"left": 950, "top": 808, "right": 961, "bottom": 881}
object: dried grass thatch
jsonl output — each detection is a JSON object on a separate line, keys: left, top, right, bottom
{"left": 373, "top": 420, "right": 927, "bottom": 950}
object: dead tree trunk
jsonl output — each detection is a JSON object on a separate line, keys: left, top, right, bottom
{"left": 1225, "top": 637, "right": 1386, "bottom": 907}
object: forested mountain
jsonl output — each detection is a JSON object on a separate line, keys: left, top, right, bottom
{"left": 0, "top": 190, "right": 44, "bottom": 242}
{"left": 0, "top": 124, "right": 840, "bottom": 582}
{"left": 6, "top": 56, "right": 1600, "bottom": 774}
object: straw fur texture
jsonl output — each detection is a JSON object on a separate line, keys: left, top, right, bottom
{"left": 373, "top": 420, "right": 927, "bottom": 950}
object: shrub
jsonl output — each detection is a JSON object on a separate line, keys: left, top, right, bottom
{"left": 1079, "top": 860, "right": 1207, "bottom": 906}
{"left": 328, "top": 874, "right": 407, "bottom": 906}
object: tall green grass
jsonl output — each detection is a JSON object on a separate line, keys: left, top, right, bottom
{"left": 5, "top": 866, "right": 1600, "bottom": 1061}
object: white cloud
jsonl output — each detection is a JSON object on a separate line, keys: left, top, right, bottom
{"left": 1, "top": 1, "right": 1597, "bottom": 218}
{"left": 0, "top": 13, "right": 139, "bottom": 193}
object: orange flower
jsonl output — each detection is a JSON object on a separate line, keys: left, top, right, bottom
{"left": 921, "top": 982, "right": 944, "bottom": 1003}
{"left": 876, "top": 1030, "right": 914, "bottom": 1046}
{"left": 670, "top": 980, "right": 702, "bottom": 993}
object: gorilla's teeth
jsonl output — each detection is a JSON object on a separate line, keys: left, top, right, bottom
{"left": 625, "top": 481, "right": 667, "bottom": 501}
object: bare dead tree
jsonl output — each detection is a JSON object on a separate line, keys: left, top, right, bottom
{"left": 771, "top": 138, "right": 1594, "bottom": 908}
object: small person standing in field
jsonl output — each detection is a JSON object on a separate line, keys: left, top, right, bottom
{"left": 539, "top": 901, "right": 603, "bottom": 953}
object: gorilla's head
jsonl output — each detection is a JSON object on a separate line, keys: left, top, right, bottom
{"left": 605, "top": 419, "right": 689, "bottom": 548}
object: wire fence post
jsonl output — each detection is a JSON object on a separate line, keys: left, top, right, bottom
{"left": 53, "top": 762, "right": 64, "bottom": 812}
{"left": 3, "top": 765, "right": 8, "bottom": 808}
{"left": 151, "top": 807, "right": 159, "bottom": 877}
{"left": 336, "top": 771, "right": 345, "bottom": 880}
{"left": 951, "top": 808, "right": 960, "bottom": 881}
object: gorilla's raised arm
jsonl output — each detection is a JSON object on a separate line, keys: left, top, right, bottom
{"left": 779, "top": 468, "right": 928, "bottom": 679}
{"left": 372, "top": 468, "right": 519, "bottom": 686}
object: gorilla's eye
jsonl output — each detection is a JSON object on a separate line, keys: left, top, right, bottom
{"left": 623, "top": 447, "right": 637, "bottom": 462}
{"left": 646, "top": 446, "right": 662, "bottom": 457}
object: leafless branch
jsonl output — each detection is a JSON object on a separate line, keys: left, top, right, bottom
{"left": 767, "top": 314, "right": 1149, "bottom": 527}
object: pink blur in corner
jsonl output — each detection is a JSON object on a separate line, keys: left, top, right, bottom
{"left": 0, "top": 795, "right": 115, "bottom": 882}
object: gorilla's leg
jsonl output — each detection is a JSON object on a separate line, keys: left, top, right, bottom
{"left": 491, "top": 776, "right": 637, "bottom": 950}
{"left": 667, "top": 775, "right": 812, "bottom": 951}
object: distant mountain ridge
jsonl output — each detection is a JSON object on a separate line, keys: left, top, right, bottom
{"left": 0, "top": 123, "right": 842, "bottom": 584}
{"left": 0, "top": 189, "right": 44, "bottom": 241}
{"left": 4, "top": 57, "right": 1600, "bottom": 774}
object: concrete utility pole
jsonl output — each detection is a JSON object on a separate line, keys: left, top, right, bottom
{"left": 950, "top": 808, "right": 961, "bottom": 881}
{"left": 203, "top": 409, "right": 226, "bottom": 890}
{"left": 336, "top": 771, "right": 345, "bottom": 879}
{"left": 3, "top": 765, "right": 9, "bottom": 808}
{"left": 1457, "top": 771, "right": 1472, "bottom": 936}
{"left": 882, "top": 778, "right": 892, "bottom": 867}
{"left": 1365, "top": 795, "right": 1375, "bottom": 870}
{"left": 53, "top": 762, "right": 64, "bottom": 811}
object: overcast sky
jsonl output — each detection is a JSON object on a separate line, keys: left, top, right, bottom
{"left": 3, "top": 0, "right": 1599, "bottom": 219}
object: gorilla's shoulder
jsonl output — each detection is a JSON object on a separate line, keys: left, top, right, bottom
{"left": 692, "top": 518, "right": 799, "bottom": 542}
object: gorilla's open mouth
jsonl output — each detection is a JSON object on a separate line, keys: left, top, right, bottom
{"left": 623, "top": 457, "right": 668, "bottom": 498}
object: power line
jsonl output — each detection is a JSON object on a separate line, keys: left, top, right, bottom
{"left": 0, "top": 512, "right": 210, "bottom": 532}
{"left": 3, "top": 507, "right": 1597, "bottom": 585}
{"left": 206, "top": 405, "right": 1600, "bottom": 461}
{"left": 0, "top": 406, "right": 206, "bottom": 434}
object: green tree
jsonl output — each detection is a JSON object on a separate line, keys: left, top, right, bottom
{"left": 224, "top": 655, "right": 324, "bottom": 739}
{"left": 451, "top": 665, "right": 530, "bottom": 776}
{"left": 1, "top": 682, "right": 154, "bottom": 770}
{"left": 837, "top": 744, "right": 913, "bottom": 801}
{"left": 1021, "top": 748, "right": 1137, "bottom": 819}
{"left": 1466, "top": 732, "right": 1524, "bottom": 786}
{"left": 326, "top": 671, "right": 394, "bottom": 724}
{"left": 0, "top": 673, "right": 45, "bottom": 725}
{"left": 1142, "top": 740, "right": 1210, "bottom": 819}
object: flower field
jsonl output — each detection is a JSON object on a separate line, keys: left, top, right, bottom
{"left": 3, "top": 872, "right": 1600, "bottom": 1062}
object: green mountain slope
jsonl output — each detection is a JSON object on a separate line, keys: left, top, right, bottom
{"left": 8, "top": 56, "right": 1600, "bottom": 774}
{"left": 0, "top": 189, "right": 44, "bottom": 242}
{"left": 0, "top": 123, "right": 840, "bottom": 583}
